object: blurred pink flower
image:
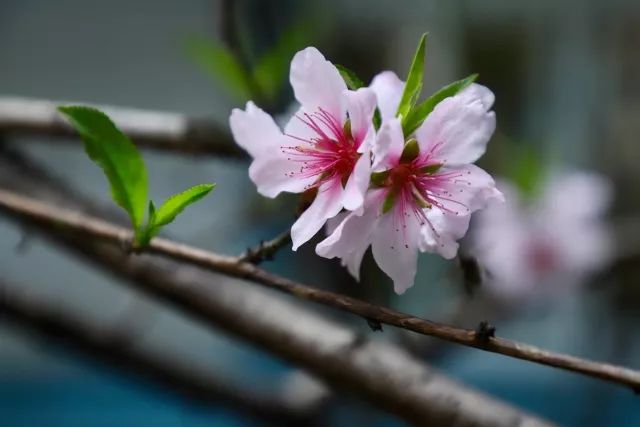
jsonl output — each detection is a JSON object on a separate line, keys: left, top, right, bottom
{"left": 317, "top": 76, "right": 502, "bottom": 294}
{"left": 470, "top": 172, "right": 613, "bottom": 301}
{"left": 229, "top": 47, "right": 376, "bottom": 250}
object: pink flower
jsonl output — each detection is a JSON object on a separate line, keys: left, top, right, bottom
{"left": 317, "top": 73, "right": 502, "bottom": 294}
{"left": 229, "top": 47, "right": 376, "bottom": 250}
{"left": 469, "top": 172, "right": 613, "bottom": 302}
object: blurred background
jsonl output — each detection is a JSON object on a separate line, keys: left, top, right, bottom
{"left": 1, "top": 0, "right": 640, "bottom": 425}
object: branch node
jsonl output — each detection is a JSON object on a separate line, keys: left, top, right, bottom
{"left": 365, "top": 317, "right": 383, "bottom": 332}
{"left": 120, "top": 235, "right": 141, "bottom": 255}
{"left": 475, "top": 320, "right": 496, "bottom": 342}
{"left": 238, "top": 231, "right": 291, "bottom": 264}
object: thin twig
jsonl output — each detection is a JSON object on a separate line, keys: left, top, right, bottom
{"left": 0, "top": 188, "right": 638, "bottom": 392}
{"left": 0, "top": 280, "right": 321, "bottom": 425}
{"left": 0, "top": 96, "right": 245, "bottom": 158}
{"left": 238, "top": 230, "right": 292, "bottom": 264}
{"left": 0, "top": 154, "right": 549, "bottom": 426}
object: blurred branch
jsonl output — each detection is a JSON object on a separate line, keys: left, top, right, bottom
{"left": 0, "top": 147, "right": 549, "bottom": 426}
{"left": 0, "top": 96, "right": 245, "bottom": 158}
{"left": 0, "top": 280, "right": 320, "bottom": 425}
{"left": 0, "top": 188, "right": 639, "bottom": 392}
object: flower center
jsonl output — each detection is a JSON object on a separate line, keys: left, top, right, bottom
{"left": 526, "top": 240, "right": 559, "bottom": 277}
{"left": 380, "top": 156, "right": 472, "bottom": 234}
{"left": 282, "top": 108, "right": 359, "bottom": 189}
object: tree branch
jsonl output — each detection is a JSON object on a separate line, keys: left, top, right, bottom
{"left": 0, "top": 279, "right": 321, "bottom": 425}
{"left": 0, "top": 187, "right": 638, "bottom": 392}
{"left": 238, "top": 229, "right": 292, "bottom": 264}
{"left": 0, "top": 96, "right": 245, "bottom": 158}
{"left": 0, "top": 147, "right": 550, "bottom": 426}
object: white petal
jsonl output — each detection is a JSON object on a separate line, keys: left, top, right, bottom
{"left": 248, "top": 156, "right": 314, "bottom": 198}
{"left": 372, "top": 118, "right": 404, "bottom": 171}
{"left": 316, "top": 190, "right": 383, "bottom": 280}
{"left": 290, "top": 47, "right": 347, "bottom": 119}
{"left": 283, "top": 106, "right": 317, "bottom": 142}
{"left": 420, "top": 209, "right": 469, "bottom": 259}
{"left": 342, "top": 147, "right": 371, "bottom": 212}
{"left": 370, "top": 71, "right": 405, "bottom": 120}
{"left": 538, "top": 171, "right": 613, "bottom": 221}
{"left": 430, "top": 164, "right": 503, "bottom": 215}
{"left": 459, "top": 83, "right": 495, "bottom": 110}
{"left": 229, "top": 101, "right": 283, "bottom": 158}
{"left": 343, "top": 88, "right": 377, "bottom": 145}
{"left": 415, "top": 83, "right": 496, "bottom": 166}
{"left": 230, "top": 102, "right": 314, "bottom": 197}
{"left": 371, "top": 204, "right": 422, "bottom": 294}
{"left": 325, "top": 211, "right": 349, "bottom": 236}
{"left": 291, "top": 180, "right": 345, "bottom": 250}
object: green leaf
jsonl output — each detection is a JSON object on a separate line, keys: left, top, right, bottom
{"left": 382, "top": 191, "right": 396, "bottom": 214}
{"left": 335, "top": 64, "right": 365, "bottom": 90}
{"left": 510, "top": 146, "right": 544, "bottom": 198}
{"left": 253, "top": 23, "right": 310, "bottom": 101}
{"left": 370, "top": 171, "right": 389, "bottom": 187}
{"left": 58, "top": 106, "right": 148, "bottom": 230}
{"left": 146, "top": 183, "right": 215, "bottom": 239}
{"left": 343, "top": 119, "right": 352, "bottom": 140}
{"left": 148, "top": 200, "right": 157, "bottom": 224}
{"left": 396, "top": 33, "right": 428, "bottom": 121}
{"left": 420, "top": 163, "right": 443, "bottom": 174}
{"left": 373, "top": 108, "right": 382, "bottom": 130}
{"left": 402, "top": 73, "right": 478, "bottom": 137}
{"left": 185, "top": 35, "right": 252, "bottom": 101}
{"left": 399, "top": 138, "right": 420, "bottom": 163}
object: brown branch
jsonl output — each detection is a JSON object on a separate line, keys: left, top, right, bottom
{"left": 0, "top": 280, "right": 320, "bottom": 425}
{"left": 0, "top": 189, "right": 638, "bottom": 393}
{"left": 238, "top": 229, "right": 292, "bottom": 264}
{"left": 0, "top": 148, "right": 549, "bottom": 426}
{"left": 0, "top": 96, "right": 245, "bottom": 158}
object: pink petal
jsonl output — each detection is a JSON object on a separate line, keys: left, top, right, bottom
{"left": 459, "top": 83, "right": 495, "bottom": 111}
{"left": 229, "top": 101, "right": 282, "bottom": 158}
{"left": 316, "top": 190, "right": 384, "bottom": 280}
{"left": 289, "top": 47, "right": 347, "bottom": 120}
{"left": 415, "top": 83, "right": 496, "bottom": 166}
{"left": 230, "top": 102, "right": 314, "bottom": 197}
{"left": 343, "top": 87, "right": 377, "bottom": 145}
{"left": 372, "top": 118, "right": 404, "bottom": 171}
{"left": 291, "top": 179, "right": 345, "bottom": 250}
{"left": 342, "top": 147, "right": 371, "bottom": 212}
{"left": 370, "top": 71, "right": 405, "bottom": 120}
{"left": 431, "top": 164, "right": 504, "bottom": 215}
{"left": 420, "top": 209, "right": 469, "bottom": 259}
{"left": 538, "top": 172, "right": 613, "bottom": 221}
{"left": 371, "top": 203, "right": 422, "bottom": 294}
{"left": 283, "top": 106, "right": 319, "bottom": 142}
{"left": 248, "top": 157, "right": 314, "bottom": 198}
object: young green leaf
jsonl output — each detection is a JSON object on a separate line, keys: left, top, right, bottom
{"left": 395, "top": 33, "right": 428, "bottom": 121}
{"left": 146, "top": 183, "right": 215, "bottom": 239}
{"left": 335, "top": 64, "right": 365, "bottom": 90}
{"left": 509, "top": 146, "right": 544, "bottom": 198}
{"left": 185, "top": 36, "right": 252, "bottom": 101}
{"left": 58, "top": 106, "right": 148, "bottom": 230}
{"left": 148, "top": 200, "right": 157, "bottom": 224}
{"left": 402, "top": 74, "right": 478, "bottom": 137}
